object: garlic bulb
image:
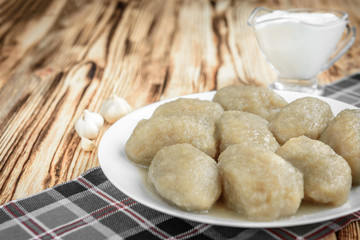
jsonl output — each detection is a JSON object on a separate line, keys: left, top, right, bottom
{"left": 100, "top": 94, "right": 132, "bottom": 123}
{"left": 80, "top": 137, "right": 95, "bottom": 151}
{"left": 75, "top": 109, "right": 104, "bottom": 139}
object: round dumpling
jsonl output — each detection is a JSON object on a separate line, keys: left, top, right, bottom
{"left": 269, "top": 97, "right": 334, "bottom": 144}
{"left": 320, "top": 109, "right": 360, "bottom": 185}
{"left": 152, "top": 98, "right": 224, "bottom": 122}
{"left": 148, "top": 143, "right": 221, "bottom": 212}
{"left": 216, "top": 111, "right": 279, "bottom": 152}
{"left": 213, "top": 85, "right": 287, "bottom": 121}
{"left": 125, "top": 115, "right": 217, "bottom": 166}
{"left": 218, "top": 143, "right": 303, "bottom": 221}
{"left": 276, "top": 136, "right": 352, "bottom": 206}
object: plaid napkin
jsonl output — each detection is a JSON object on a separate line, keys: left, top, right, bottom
{"left": 322, "top": 73, "right": 360, "bottom": 106}
{"left": 1, "top": 74, "right": 360, "bottom": 240}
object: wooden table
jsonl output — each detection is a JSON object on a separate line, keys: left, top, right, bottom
{"left": 1, "top": 0, "right": 359, "bottom": 239}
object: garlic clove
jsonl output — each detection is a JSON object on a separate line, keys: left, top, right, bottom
{"left": 75, "top": 110, "right": 102, "bottom": 139}
{"left": 80, "top": 137, "right": 95, "bottom": 151}
{"left": 100, "top": 94, "right": 132, "bottom": 124}
{"left": 83, "top": 109, "right": 104, "bottom": 128}
{"left": 75, "top": 116, "right": 99, "bottom": 139}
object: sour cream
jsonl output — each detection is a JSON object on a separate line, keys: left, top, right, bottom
{"left": 253, "top": 11, "right": 346, "bottom": 79}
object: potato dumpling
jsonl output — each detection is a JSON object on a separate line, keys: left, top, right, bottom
{"left": 213, "top": 85, "right": 287, "bottom": 121}
{"left": 218, "top": 143, "right": 303, "bottom": 221}
{"left": 320, "top": 109, "right": 360, "bottom": 185}
{"left": 152, "top": 98, "right": 224, "bottom": 122}
{"left": 276, "top": 136, "right": 352, "bottom": 206}
{"left": 148, "top": 143, "right": 221, "bottom": 212}
{"left": 125, "top": 115, "right": 217, "bottom": 166}
{"left": 216, "top": 111, "right": 279, "bottom": 152}
{"left": 269, "top": 97, "right": 334, "bottom": 144}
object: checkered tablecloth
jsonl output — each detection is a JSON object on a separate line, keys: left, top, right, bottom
{"left": 1, "top": 74, "right": 360, "bottom": 240}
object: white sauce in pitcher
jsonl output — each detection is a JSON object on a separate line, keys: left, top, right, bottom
{"left": 254, "top": 11, "right": 346, "bottom": 79}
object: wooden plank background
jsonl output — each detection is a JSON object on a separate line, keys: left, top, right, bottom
{"left": 1, "top": 0, "right": 360, "bottom": 239}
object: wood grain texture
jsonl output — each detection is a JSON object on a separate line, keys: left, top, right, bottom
{"left": 0, "top": 0, "right": 359, "bottom": 239}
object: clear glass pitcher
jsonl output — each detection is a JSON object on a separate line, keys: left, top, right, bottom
{"left": 248, "top": 7, "right": 356, "bottom": 94}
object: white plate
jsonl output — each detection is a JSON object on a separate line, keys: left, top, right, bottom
{"left": 98, "top": 90, "right": 360, "bottom": 228}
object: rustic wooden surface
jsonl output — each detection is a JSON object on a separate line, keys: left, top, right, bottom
{"left": 0, "top": 0, "right": 359, "bottom": 238}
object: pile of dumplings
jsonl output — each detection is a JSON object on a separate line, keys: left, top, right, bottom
{"left": 125, "top": 85, "right": 360, "bottom": 221}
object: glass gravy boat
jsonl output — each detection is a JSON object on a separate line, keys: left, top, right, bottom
{"left": 248, "top": 7, "right": 356, "bottom": 94}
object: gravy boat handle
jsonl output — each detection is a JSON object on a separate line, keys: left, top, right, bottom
{"left": 322, "top": 22, "right": 356, "bottom": 71}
